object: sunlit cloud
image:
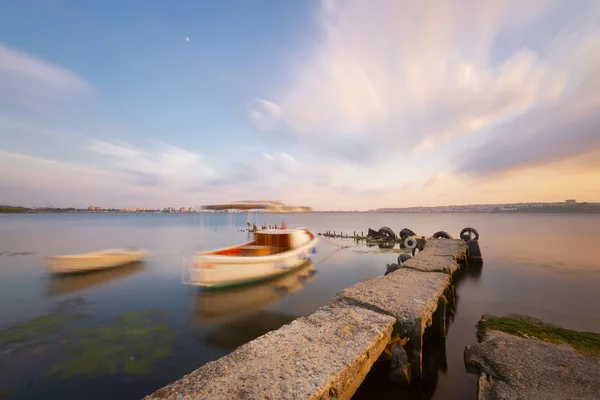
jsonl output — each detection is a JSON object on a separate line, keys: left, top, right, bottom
{"left": 248, "top": 0, "right": 600, "bottom": 178}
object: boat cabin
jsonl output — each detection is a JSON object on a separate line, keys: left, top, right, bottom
{"left": 209, "top": 228, "right": 313, "bottom": 257}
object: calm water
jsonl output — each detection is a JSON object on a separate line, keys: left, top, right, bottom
{"left": 1, "top": 213, "right": 599, "bottom": 400}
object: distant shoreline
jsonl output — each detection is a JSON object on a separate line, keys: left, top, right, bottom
{"left": 3, "top": 202, "right": 599, "bottom": 215}
{"left": 2, "top": 210, "right": 600, "bottom": 215}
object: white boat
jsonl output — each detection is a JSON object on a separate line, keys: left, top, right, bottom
{"left": 46, "top": 248, "right": 149, "bottom": 274}
{"left": 188, "top": 227, "right": 318, "bottom": 289}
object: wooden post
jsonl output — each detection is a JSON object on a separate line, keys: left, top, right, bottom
{"left": 432, "top": 295, "right": 449, "bottom": 338}
{"left": 410, "top": 323, "right": 423, "bottom": 379}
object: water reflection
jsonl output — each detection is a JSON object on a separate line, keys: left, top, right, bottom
{"left": 44, "top": 262, "right": 146, "bottom": 297}
{"left": 204, "top": 311, "right": 297, "bottom": 352}
{"left": 192, "top": 262, "right": 316, "bottom": 323}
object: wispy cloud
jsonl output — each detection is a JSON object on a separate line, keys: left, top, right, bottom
{"left": 248, "top": 98, "right": 281, "bottom": 131}
{"left": 0, "top": 43, "right": 91, "bottom": 109}
{"left": 248, "top": 0, "right": 600, "bottom": 174}
{"left": 458, "top": 31, "right": 600, "bottom": 177}
{"left": 87, "top": 140, "right": 221, "bottom": 190}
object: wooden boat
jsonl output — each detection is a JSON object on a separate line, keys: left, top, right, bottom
{"left": 46, "top": 248, "right": 149, "bottom": 274}
{"left": 188, "top": 227, "right": 318, "bottom": 289}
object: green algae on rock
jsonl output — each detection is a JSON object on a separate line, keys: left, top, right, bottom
{"left": 478, "top": 314, "right": 600, "bottom": 357}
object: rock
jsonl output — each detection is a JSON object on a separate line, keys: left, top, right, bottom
{"left": 464, "top": 315, "right": 600, "bottom": 400}
{"left": 384, "top": 263, "right": 400, "bottom": 275}
{"left": 389, "top": 343, "right": 411, "bottom": 385}
{"left": 397, "top": 253, "right": 412, "bottom": 265}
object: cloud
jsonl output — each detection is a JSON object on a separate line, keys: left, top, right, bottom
{"left": 0, "top": 150, "right": 144, "bottom": 207}
{"left": 3, "top": 2, "right": 600, "bottom": 210}
{"left": 248, "top": 0, "right": 600, "bottom": 172}
{"left": 458, "top": 31, "right": 600, "bottom": 177}
{"left": 0, "top": 143, "right": 225, "bottom": 208}
{"left": 87, "top": 140, "right": 221, "bottom": 190}
{"left": 248, "top": 98, "right": 281, "bottom": 131}
{"left": 0, "top": 43, "right": 91, "bottom": 109}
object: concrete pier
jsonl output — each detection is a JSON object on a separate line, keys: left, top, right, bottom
{"left": 144, "top": 239, "right": 470, "bottom": 400}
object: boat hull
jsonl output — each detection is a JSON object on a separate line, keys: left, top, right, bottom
{"left": 46, "top": 249, "right": 149, "bottom": 274}
{"left": 189, "top": 232, "right": 318, "bottom": 289}
{"left": 195, "top": 259, "right": 312, "bottom": 291}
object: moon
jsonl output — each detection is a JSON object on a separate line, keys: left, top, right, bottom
{"left": 185, "top": 37, "right": 190, "bottom": 42}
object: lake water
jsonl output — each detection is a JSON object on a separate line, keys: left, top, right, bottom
{"left": 1, "top": 213, "right": 599, "bottom": 400}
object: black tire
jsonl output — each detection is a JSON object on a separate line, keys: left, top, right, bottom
{"left": 399, "top": 228, "right": 416, "bottom": 240}
{"left": 460, "top": 227, "right": 480, "bottom": 241}
{"left": 433, "top": 231, "right": 453, "bottom": 239}
{"left": 378, "top": 226, "right": 397, "bottom": 240}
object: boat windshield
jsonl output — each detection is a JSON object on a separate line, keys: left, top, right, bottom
{"left": 255, "top": 233, "right": 292, "bottom": 250}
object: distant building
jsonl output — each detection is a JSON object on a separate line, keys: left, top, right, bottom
{"left": 88, "top": 206, "right": 96, "bottom": 211}
{"left": 188, "top": 207, "right": 194, "bottom": 213}
{"left": 565, "top": 199, "right": 577, "bottom": 205}
{"left": 180, "top": 207, "right": 186, "bottom": 213}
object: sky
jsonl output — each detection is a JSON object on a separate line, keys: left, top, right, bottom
{"left": 1, "top": 0, "right": 599, "bottom": 211}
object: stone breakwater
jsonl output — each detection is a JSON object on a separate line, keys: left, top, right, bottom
{"left": 144, "top": 239, "right": 472, "bottom": 400}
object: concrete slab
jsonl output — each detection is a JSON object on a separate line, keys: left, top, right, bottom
{"left": 423, "top": 239, "right": 468, "bottom": 260}
{"left": 144, "top": 304, "right": 395, "bottom": 400}
{"left": 402, "top": 256, "right": 459, "bottom": 275}
{"left": 333, "top": 268, "right": 450, "bottom": 337}
{"left": 464, "top": 318, "right": 600, "bottom": 400}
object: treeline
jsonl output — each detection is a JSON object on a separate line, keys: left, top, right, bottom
{"left": 1, "top": 206, "right": 161, "bottom": 214}
{"left": 0, "top": 205, "right": 32, "bottom": 213}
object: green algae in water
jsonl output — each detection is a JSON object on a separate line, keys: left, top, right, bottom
{"left": 479, "top": 314, "right": 600, "bottom": 357}
{"left": 0, "top": 313, "right": 88, "bottom": 347}
{"left": 48, "top": 309, "right": 175, "bottom": 378}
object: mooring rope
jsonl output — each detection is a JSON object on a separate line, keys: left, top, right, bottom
{"left": 313, "top": 246, "right": 344, "bottom": 265}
